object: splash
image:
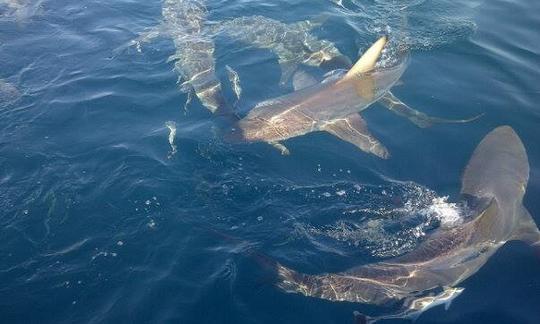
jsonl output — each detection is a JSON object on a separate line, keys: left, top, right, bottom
{"left": 201, "top": 173, "right": 468, "bottom": 259}
{"left": 304, "top": 183, "right": 467, "bottom": 258}
{"left": 421, "top": 196, "right": 464, "bottom": 228}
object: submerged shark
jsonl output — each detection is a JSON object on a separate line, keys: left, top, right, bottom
{"left": 233, "top": 36, "right": 480, "bottom": 157}
{"left": 274, "top": 126, "right": 539, "bottom": 322}
{"left": 0, "top": 0, "right": 42, "bottom": 22}
{"left": 130, "top": 12, "right": 349, "bottom": 113}
{"left": 208, "top": 15, "right": 352, "bottom": 86}
{"left": 132, "top": 0, "right": 226, "bottom": 113}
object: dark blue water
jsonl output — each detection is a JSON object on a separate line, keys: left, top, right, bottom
{"left": 1, "top": 0, "right": 540, "bottom": 323}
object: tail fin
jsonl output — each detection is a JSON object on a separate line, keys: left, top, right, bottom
{"left": 379, "top": 91, "right": 483, "bottom": 128}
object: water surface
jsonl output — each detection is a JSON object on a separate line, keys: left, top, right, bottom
{"left": 1, "top": 0, "right": 539, "bottom": 323}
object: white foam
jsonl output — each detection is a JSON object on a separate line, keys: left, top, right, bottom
{"left": 424, "top": 196, "right": 463, "bottom": 227}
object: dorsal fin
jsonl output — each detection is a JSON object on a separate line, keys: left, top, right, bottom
{"left": 344, "top": 36, "right": 387, "bottom": 79}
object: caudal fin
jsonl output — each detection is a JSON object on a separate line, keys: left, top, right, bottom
{"left": 379, "top": 92, "right": 484, "bottom": 128}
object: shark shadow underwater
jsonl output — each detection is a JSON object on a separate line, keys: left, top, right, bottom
{"left": 257, "top": 126, "right": 539, "bottom": 323}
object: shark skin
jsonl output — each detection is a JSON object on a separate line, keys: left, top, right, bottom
{"left": 274, "top": 126, "right": 540, "bottom": 323}
{"left": 129, "top": 12, "right": 348, "bottom": 114}
{"left": 234, "top": 36, "right": 406, "bottom": 158}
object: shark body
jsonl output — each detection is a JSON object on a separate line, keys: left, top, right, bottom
{"left": 209, "top": 15, "right": 352, "bottom": 86}
{"left": 274, "top": 126, "right": 539, "bottom": 322}
{"left": 235, "top": 37, "right": 405, "bottom": 158}
{"left": 234, "top": 36, "right": 480, "bottom": 157}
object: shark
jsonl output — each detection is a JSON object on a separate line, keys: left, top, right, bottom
{"left": 128, "top": 8, "right": 473, "bottom": 129}
{"left": 131, "top": 0, "right": 227, "bottom": 114}
{"left": 129, "top": 12, "right": 350, "bottom": 113}
{"left": 211, "top": 15, "right": 444, "bottom": 127}
{"left": 208, "top": 15, "right": 352, "bottom": 87}
{"left": 273, "top": 126, "right": 540, "bottom": 323}
{"left": 233, "top": 36, "right": 480, "bottom": 157}
{"left": 232, "top": 36, "right": 401, "bottom": 157}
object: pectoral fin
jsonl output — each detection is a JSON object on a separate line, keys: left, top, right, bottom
{"left": 379, "top": 91, "right": 483, "bottom": 128}
{"left": 321, "top": 114, "right": 389, "bottom": 159}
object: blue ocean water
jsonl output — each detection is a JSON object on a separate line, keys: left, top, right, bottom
{"left": 1, "top": 0, "right": 540, "bottom": 323}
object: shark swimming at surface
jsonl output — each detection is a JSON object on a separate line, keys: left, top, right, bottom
{"left": 232, "top": 36, "right": 480, "bottom": 157}
{"left": 128, "top": 7, "right": 476, "bottom": 129}
{"left": 215, "top": 15, "right": 480, "bottom": 135}
{"left": 272, "top": 126, "right": 539, "bottom": 323}
{"left": 231, "top": 37, "right": 397, "bottom": 157}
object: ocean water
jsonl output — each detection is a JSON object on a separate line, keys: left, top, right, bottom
{"left": 1, "top": 0, "right": 540, "bottom": 323}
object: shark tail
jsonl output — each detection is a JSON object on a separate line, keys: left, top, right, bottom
{"left": 379, "top": 92, "right": 483, "bottom": 128}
